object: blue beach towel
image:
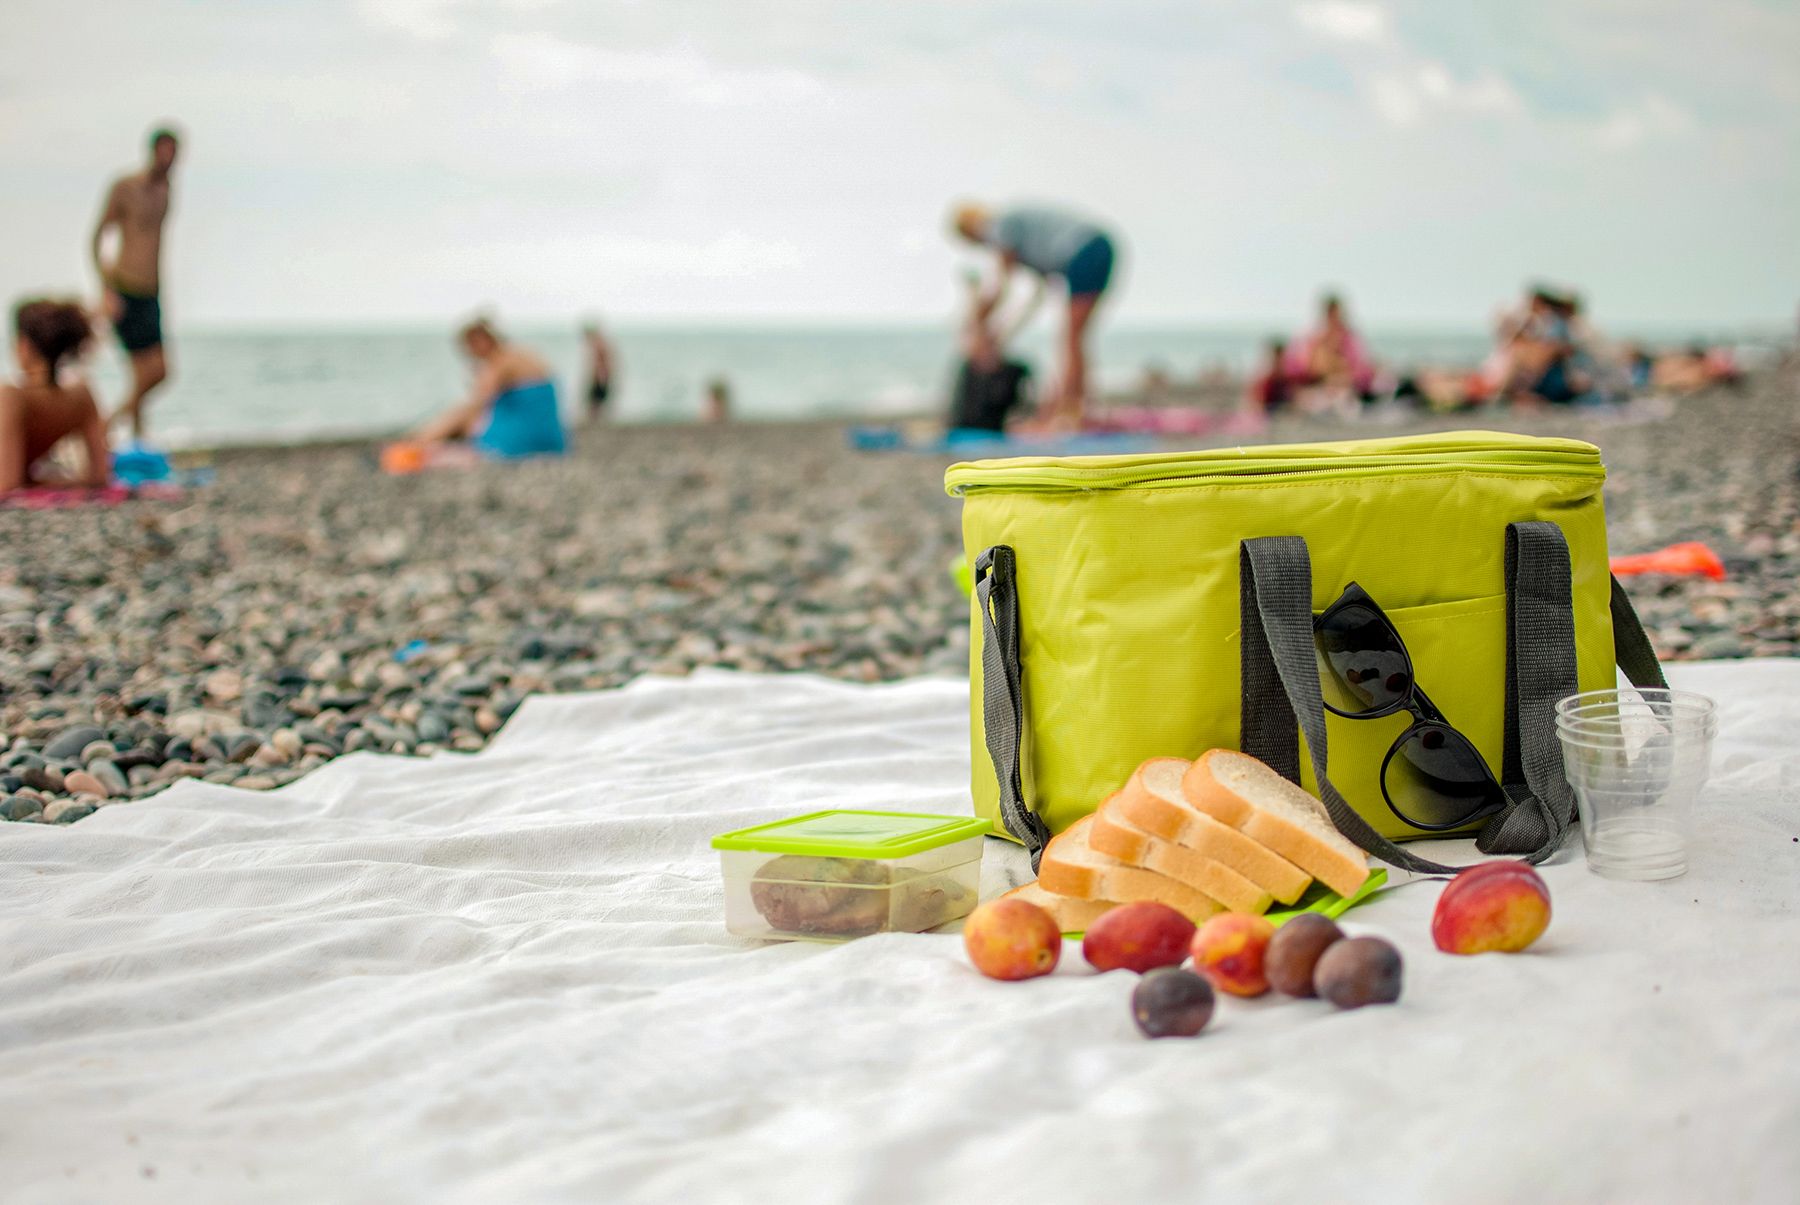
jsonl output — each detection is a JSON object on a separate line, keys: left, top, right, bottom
{"left": 111, "top": 443, "right": 173, "bottom": 486}
{"left": 848, "top": 425, "right": 1162, "bottom": 457}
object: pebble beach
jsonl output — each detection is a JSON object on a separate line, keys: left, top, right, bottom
{"left": 2, "top": 362, "right": 1796, "bottom": 825}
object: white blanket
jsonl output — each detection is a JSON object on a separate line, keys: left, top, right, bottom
{"left": 3, "top": 663, "right": 1797, "bottom": 1203}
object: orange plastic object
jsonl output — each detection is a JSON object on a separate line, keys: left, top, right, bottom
{"left": 1609, "top": 541, "right": 1726, "bottom": 581}
{"left": 380, "top": 441, "right": 429, "bottom": 475}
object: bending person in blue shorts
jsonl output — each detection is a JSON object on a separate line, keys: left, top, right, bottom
{"left": 953, "top": 202, "right": 1117, "bottom": 427}
{"left": 414, "top": 317, "right": 567, "bottom": 458}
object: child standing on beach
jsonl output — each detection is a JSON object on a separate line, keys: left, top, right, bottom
{"left": 1, "top": 299, "right": 111, "bottom": 492}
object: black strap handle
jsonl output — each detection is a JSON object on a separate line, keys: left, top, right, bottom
{"left": 1478, "top": 522, "right": 1582, "bottom": 858}
{"left": 973, "top": 546, "right": 1051, "bottom": 869}
{"left": 1610, "top": 576, "right": 1669, "bottom": 690}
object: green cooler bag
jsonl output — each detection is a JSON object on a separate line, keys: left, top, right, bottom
{"left": 944, "top": 430, "right": 1667, "bottom": 874}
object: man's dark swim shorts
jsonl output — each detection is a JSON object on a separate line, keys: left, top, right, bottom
{"left": 114, "top": 291, "right": 163, "bottom": 353}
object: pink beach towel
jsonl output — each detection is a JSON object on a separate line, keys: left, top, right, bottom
{"left": 1, "top": 483, "right": 183, "bottom": 510}
{"left": 1086, "top": 407, "right": 1269, "bottom": 439}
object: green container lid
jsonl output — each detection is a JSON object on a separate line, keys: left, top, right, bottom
{"left": 711, "top": 810, "right": 990, "bottom": 858}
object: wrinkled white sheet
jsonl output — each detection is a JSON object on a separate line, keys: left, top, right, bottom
{"left": 2, "top": 663, "right": 1797, "bottom": 1203}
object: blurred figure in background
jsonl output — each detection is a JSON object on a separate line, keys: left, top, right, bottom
{"left": 704, "top": 377, "right": 732, "bottom": 423}
{"left": 1, "top": 299, "right": 110, "bottom": 491}
{"left": 1285, "top": 291, "right": 1375, "bottom": 414}
{"left": 1649, "top": 343, "right": 1743, "bottom": 395}
{"left": 412, "top": 317, "right": 566, "bottom": 457}
{"left": 1246, "top": 338, "right": 1294, "bottom": 415}
{"left": 92, "top": 126, "right": 180, "bottom": 440}
{"left": 952, "top": 201, "right": 1117, "bottom": 428}
{"left": 948, "top": 269, "right": 1034, "bottom": 432}
{"left": 1506, "top": 286, "right": 1594, "bottom": 405}
{"left": 582, "top": 320, "right": 615, "bottom": 424}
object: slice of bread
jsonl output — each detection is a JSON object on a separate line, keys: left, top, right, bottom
{"left": 1000, "top": 881, "right": 1119, "bottom": 932}
{"left": 1088, "top": 801, "right": 1273, "bottom": 914}
{"left": 1181, "top": 750, "right": 1370, "bottom": 898}
{"left": 1112, "top": 758, "right": 1313, "bottom": 904}
{"left": 1037, "top": 816, "right": 1224, "bottom": 924}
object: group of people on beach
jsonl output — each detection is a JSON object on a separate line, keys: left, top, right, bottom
{"left": 6, "top": 124, "right": 1756, "bottom": 487}
{"left": 3, "top": 124, "right": 646, "bottom": 491}
{"left": 1242, "top": 286, "right": 1744, "bottom": 420}
{"left": 940, "top": 199, "right": 1748, "bottom": 434}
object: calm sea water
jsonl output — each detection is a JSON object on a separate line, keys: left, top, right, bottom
{"left": 12, "top": 322, "right": 1772, "bottom": 448}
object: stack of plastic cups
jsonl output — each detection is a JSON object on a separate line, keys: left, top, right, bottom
{"left": 1554, "top": 689, "right": 1717, "bottom": 880}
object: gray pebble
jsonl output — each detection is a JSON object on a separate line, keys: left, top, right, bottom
{"left": 43, "top": 725, "right": 103, "bottom": 760}
{"left": 0, "top": 795, "right": 45, "bottom": 821}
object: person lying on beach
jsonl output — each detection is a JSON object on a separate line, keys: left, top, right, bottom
{"left": 1390, "top": 367, "right": 1498, "bottom": 412}
{"left": 411, "top": 318, "right": 567, "bottom": 458}
{"left": 1647, "top": 344, "right": 1742, "bottom": 396}
{"left": 952, "top": 201, "right": 1116, "bottom": 428}
{"left": 948, "top": 269, "right": 1034, "bottom": 432}
{"left": 1, "top": 299, "right": 111, "bottom": 493}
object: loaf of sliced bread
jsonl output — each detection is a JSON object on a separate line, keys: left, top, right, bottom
{"left": 1088, "top": 800, "right": 1273, "bottom": 914}
{"left": 1112, "top": 758, "right": 1313, "bottom": 904}
{"left": 1000, "top": 881, "right": 1119, "bottom": 932}
{"left": 1037, "top": 816, "right": 1224, "bottom": 923}
{"left": 1181, "top": 750, "right": 1370, "bottom": 898}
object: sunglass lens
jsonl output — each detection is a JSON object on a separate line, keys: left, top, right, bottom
{"left": 1314, "top": 603, "right": 1411, "bottom": 716}
{"left": 1384, "top": 723, "right": 1506, "bottom": 829}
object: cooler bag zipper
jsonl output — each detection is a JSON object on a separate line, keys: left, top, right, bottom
{"left": 945, "top": 432, "right": 1604, "bottom": 496}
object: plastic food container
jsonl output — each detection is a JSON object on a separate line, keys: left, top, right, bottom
{"left": 712, "top": 810, "right": 988, "bottom": 941}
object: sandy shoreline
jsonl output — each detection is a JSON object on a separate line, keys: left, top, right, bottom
{"left": 3, "top": 364, "right": 1797, "bottom": 823}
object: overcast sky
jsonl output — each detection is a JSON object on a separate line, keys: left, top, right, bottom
{"left": 1, "top": 0, "right": 1794, "bottom": 329}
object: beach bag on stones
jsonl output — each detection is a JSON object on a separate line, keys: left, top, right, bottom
{"left": 945, "top": 431, "right": 1667, "bottom": 873}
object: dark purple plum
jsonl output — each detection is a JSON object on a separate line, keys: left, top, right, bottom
{"left": 1131, "top": 967, "right": 1216, "bottom": 1038}
{"left": 1314, "top": 935, "right": 1403, "bottom": 1009}
{"left": 1265, "top": 913, "right": 1344, "bottom": 997}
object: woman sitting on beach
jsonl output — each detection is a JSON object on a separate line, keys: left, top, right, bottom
{"left": 1284, "top": 292, "right": 1375, "bottom": 414}
{"left": 1, "top": 299, "right": 111, "bottom": 493}
{"left": 412, "top": 318, "right": 567, "bottom": 458}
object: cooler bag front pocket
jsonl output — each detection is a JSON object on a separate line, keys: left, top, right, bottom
{"left": 1313, "top": 592, "right": 1510, "bottom": 842}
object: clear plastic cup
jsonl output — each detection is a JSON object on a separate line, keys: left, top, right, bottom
{"left": 1555, "top": 688, "right": 1716, "bottom": 880}
{"left": 1556, "top": 689, "right": 1717, "bottom": 728}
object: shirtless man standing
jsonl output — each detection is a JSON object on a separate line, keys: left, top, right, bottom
{"left": 92, "top": 127, "right": 180, "bottom": 439}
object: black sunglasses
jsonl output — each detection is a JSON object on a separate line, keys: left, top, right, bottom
{"left": 1312, "top": 582, "right": 1508, "bottom": 832}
